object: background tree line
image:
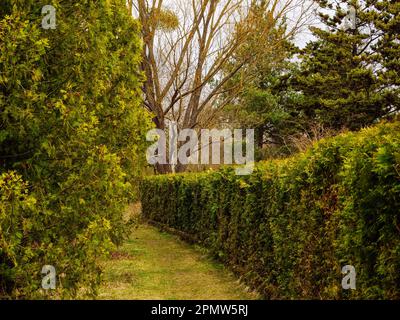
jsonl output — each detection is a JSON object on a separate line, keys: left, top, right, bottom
{"left": 135, "top": 0, "right": 399, "bottom": 169}
{"left": 220, "top": 0, "right": 399, "bottom": 158}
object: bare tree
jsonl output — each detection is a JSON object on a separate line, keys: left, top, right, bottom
{"left": 133, "top": 0, "right": 313, "bottom": 172}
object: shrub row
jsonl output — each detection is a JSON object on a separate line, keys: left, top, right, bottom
{"left": 0, "top": 1, "right": 152, "bottom": 298}
{"left": 141, "top": 122, "right": 400, "bottom": 299}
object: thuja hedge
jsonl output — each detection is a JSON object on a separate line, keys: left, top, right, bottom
{"left": 141, "top": 122, "right": 400, "bottom": 299}
{"left": 0, "top": 1, "right": 152, "bottom": 298}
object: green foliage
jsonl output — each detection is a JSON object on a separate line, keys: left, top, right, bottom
{"left": 0, "top": 1, "right": 153, "bottom": 298}
{"left": 222, "top": 0, "right": 399, "bottom": 158}
{"left": 149, "top": 8, "right": 179, "bottom": 31}
{"left": 141, "top": 121, "right": 400, "bottom": 299}
{"left": 291, "top": 0, "right": 400, "bottom": 131}
{"left": 220, "top": 1, "right": 295, "bottom": 154}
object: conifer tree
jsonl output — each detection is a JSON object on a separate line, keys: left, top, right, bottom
{"left": 373, "top": 0, "right": 400, "bottom": 113}
{"left": 291, "top": 0, "right": 399, "bottom": 131}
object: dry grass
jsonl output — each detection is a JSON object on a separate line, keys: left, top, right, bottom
{"left": 289, "top": 123, "right": 342, "bottom": 152}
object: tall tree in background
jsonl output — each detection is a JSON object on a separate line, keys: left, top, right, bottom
{"left": 373, "top": 0, "right": 400, "bottom": 111}
{"left": 134, "top": 0, "right": 313, "bottom": 172}
{"left": 290, "top": 0, "right": 399, "bottom": 131}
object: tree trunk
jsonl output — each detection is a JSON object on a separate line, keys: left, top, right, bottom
{"left": 152, "top": 116, "right": 173, "bottom": 174}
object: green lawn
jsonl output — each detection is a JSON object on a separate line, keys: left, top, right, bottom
{"left": 98, "top": 224, "right": 259, "bottom": 300}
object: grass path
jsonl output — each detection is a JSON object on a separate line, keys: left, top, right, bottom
{"left": 99, "top": 224, "right": 258, "bottom": 300}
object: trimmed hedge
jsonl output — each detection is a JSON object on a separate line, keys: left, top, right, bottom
{"left": 141, "top": 122, "right": 400, "bottom": 299}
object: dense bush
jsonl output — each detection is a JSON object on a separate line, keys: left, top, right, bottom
{"left": 141, "top": 121, "right": 400, "bottom": 299}
{"left": 0, "top": 1, "right": 152, "bottom": 298}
